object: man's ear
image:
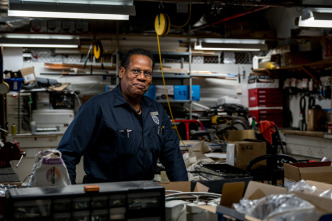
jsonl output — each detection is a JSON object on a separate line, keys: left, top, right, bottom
{"left": 119, "top": 66, "right": 125, "bottom": 79}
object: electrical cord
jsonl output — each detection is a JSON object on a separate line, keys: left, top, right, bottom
{"left": 165, "top": 192, "right": 221, "bottom": 199}
{"left": 171, "top": 1, "right": 192, "bottom": 28}
{"left": 156, "top": 34, "right": 188, "bottom": 150}
{"left": 165, "top": 196, "right": 198, "bottom": 201}
{"left": 308, "top": 95, "right": 315, "bottom": 109}
{"left": 74, "top": 92, "right": 81, "bottom": 108}
{"left": 165, "top": 192, "right": 221, "bottom": 205}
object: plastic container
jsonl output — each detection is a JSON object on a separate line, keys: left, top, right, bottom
{"left": 4, "top": 78, "right": 24, "bottom": 92}
{"left": 174, "top": 85, "right": 200, "bottom": 101}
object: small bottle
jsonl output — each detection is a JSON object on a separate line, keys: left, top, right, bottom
{"left": 251, "top": 118, "right": 256, "bottom": 129}
{"left": 11, "top": 123, "right": 17, "bottom": 135}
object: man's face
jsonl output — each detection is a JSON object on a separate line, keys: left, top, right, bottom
{"left": 119, "top": 54, "right": 153, "bottom": 99}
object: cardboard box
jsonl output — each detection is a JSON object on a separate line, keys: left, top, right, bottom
{"left": 226, "top": 130, "right": 266, "bottom": 170}
{"left": 227, "top": 130, "right": 256, "bottom": 142}
{"left": 307, "top": 109, "right": 328, "bottom": 131}
{"left": 216, "top": 181, "right": 332, "bottom": 221}
{"left": 284, "top": 162, "right": 332, "bottom": 189}
{"left": 19, "top": 66, "right": 36, "bottom": 84}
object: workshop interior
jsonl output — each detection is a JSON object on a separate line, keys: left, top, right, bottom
{"left": 1, "top": 0, "right": 332, "bottom": 220}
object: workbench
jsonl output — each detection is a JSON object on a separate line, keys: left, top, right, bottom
{"left": 281, "top": 130, "right": 332, "bottom": 161}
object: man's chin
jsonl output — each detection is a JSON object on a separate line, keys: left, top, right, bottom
{"left": 133, "top": 89, "right": 147, "bottom": 97}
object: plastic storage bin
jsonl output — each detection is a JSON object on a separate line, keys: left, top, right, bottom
{"left": 174, "top": 85, "right": 200, "bottom": 101}
{"left": 4, "top": 78, "right": 23, "bottom": 91}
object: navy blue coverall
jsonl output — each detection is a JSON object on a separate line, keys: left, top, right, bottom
{"left": 57, "top": 85, "right": 188, "bottom": 184}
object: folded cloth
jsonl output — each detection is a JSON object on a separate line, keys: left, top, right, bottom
{"left": 259, "top": 120, "right": 275, "bottom": 145}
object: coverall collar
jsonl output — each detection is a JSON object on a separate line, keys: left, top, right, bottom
{"left": 112, "top": 84, "right": 154, "bottom": 108}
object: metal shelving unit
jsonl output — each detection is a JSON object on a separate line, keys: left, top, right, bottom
{"left": 151, "top": 43, "right": 193, "bottom": 119}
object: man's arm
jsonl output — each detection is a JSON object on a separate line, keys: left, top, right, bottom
{"left": 159, "top": 112, "right": 188, "bottom": 181}
{"left": 57, "top": 100, "right": 102, "bottom": 184}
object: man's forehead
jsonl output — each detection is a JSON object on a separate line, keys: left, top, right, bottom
{"left": 129, "top": 55, "right": 153, "bottom": 67}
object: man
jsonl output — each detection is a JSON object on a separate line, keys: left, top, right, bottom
{"left": 57, "top": 48, "right": 188, "bottom": 184}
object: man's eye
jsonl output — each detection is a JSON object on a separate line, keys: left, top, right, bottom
{"left": 144, "top": 71, "right": 152, "bottom": 76}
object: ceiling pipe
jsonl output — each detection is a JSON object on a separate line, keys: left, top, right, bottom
{"left": 192, "top": 5, "right": 270, "bottom": 32}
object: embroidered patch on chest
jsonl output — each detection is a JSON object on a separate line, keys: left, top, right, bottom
{"left": 151, "top": 115, "right": 160, "bottom": 125}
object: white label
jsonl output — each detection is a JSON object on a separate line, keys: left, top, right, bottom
{"left": 226, "top": 143, "right": 235, "bottom": 166}
{"left": 24, "top": 73, "right": 36, "bottom": 82}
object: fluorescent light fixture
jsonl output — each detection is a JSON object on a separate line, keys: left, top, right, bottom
{"left": 1, "top": 44, "right": 78, "bottom": 48}
{"left": 0, "top": 34, "right": 78, "bottom": 40}
{"left": 194, "top": 39, "right": 267, "bottom": 51}
{"left": 0, "top": 38, "right": 79, "bottom": 48}
{"left": 8, "top": 0, "right": 135, "bottom": 20}
{"left": 298, "top": 8, "right": 332, "bottom": 28}
{"left": 8, "top": 11, "right": 129, "bottom": 20}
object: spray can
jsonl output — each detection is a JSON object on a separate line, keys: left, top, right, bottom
{"left": 11, "top": 123, "right": 17, "bottom": 135}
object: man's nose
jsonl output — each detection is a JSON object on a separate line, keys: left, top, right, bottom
{"left": 137, "top": 72, "right": 147, "bottom": 79}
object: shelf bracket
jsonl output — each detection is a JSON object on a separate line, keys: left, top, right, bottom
{"left": 301, "top": 66, "right": 320, "bottom": 85}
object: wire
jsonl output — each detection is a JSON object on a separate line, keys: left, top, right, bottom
{"left": 22, "top": 173, "right": 33, "bottom": 184}
{"left": 165, "top": 196, "right": 199, "bottom": 201}
{"left": 171, "top": 1, "right": 192, "bottom": 28}
{"left": 175, "top": 204, "right": 187, "bottom": 221}
{"left": 308, "top": 96, "right": 315, "bottom": 109}
{"left": 74, "top": 92, "right": 81, "bottom": 108}
{"left": 166, "top": 190, "right": 183, "bottom": 194}
{"left": 165, "top": 192, "right": 221, "bottom": 198}
{"left": 156, "top": 34, "right": 188, "bottom": 150}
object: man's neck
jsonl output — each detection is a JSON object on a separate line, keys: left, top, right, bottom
{"left": 121, "top": 90, "right": 141, "bottom": 110}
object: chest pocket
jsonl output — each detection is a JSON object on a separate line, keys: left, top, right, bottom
{"left": 113, "top": 130, "right": 141, "bottom": 157}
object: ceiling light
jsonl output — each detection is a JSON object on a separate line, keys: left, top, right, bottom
{"left": 0, "top": 38, "right": 79, "bottom": 48}
{"left": 0, "top": 34, "right": 79, "bottom": 40}
{"left": 194, "top": 39, "right": 267, "bottom": 51}
{"left": 8, "top": 0, "right": 135, "bottom": 20}
{"left": 298, "top": 8, "right": 332, "bottom": 28}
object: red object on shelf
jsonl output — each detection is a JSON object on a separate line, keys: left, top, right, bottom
{"left": 173, "top": 119, "right": 204, "bottom": 140}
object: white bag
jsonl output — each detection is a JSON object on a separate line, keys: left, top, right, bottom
{"left": 28, "top": 149, "right": 71, "bottom": 187}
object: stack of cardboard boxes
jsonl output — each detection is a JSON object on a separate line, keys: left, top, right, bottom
{"left": 226, "top": 130, "right": 266, "bottom": 171}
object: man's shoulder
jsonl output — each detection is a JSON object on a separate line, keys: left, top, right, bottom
{"left": 143, "top": 96, "right": 163, "bottom": 107}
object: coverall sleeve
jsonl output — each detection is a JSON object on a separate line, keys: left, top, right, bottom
{"left": 159, "top": 111, "right": 188, "bottom": 181}
{"left": 57, "top": 101, "right": 102, "bottom": 184}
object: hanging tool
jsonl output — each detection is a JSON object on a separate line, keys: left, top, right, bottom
{"left": 299, "top": 95, "right": 306, "bottom": 131}
{"left": 154, "top": 2, "right": 171, "bottom": 37}
{"left": 154, "top": 13, "right": 170, "bottom": 36}
{"left": 308, "top": 95, "right": 315, "bottom": 109}
{"left": 237, "top": 67, "right": 241, "bottom": 83}
{"left": 83, "top": 43, "right": 93, "bottom": 69}
{"left": 93, "top": 40, "right": 104, "bottom": 69}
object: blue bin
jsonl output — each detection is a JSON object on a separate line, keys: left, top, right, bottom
{"left": 4, "top": 78, "right": 23, "bottom": 91}
{"left": 174, "top": 85, "right": 200, "bottom": 101}
{"left": 192, "top": 85, "right": 200, "bottom": 101}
